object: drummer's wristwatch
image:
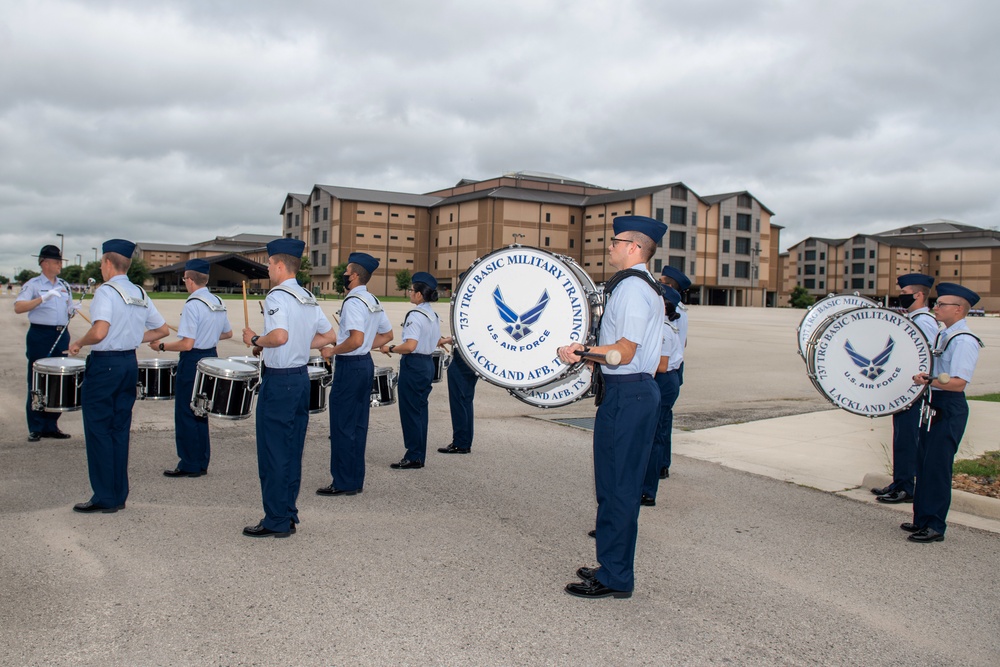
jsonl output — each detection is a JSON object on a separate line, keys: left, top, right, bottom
{"left": 158, "top": 343, "right": 164, "bottom": 352}
{"left": 251, "top": 335, "right": 260, "bottom": 347}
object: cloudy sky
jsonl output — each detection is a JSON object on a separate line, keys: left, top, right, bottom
{"left": 2, "top": 0, "right": 997, "bottom": 278}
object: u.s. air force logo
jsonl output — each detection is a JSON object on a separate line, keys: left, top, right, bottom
{"left": 807, "top": 307, "right": 931, "bottom": 417}
{"left": 451, "top": 247, "right": 596, "bottom": 390}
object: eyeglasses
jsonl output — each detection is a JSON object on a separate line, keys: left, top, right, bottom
{"left": 405, "top": 287, "right": 414, "bottom": 293}
{"left": 610, "top": 237, "right": 641, "bottom": 249}
{"left": 933, "top": 301, "right": 963, "bottom": 308}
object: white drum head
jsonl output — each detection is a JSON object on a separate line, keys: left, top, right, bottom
{"left": 139, "top": 358, "right": 177, "bottom": 369}
{"left": 200, "top": 357, "right": 258, "bottom": 379}
{"left": 227, "top": 355, "right": 262, "bottom": 367}
{"left": 797, "top": 293, "right": 877, "bottom": 360}
{"left": 33, "top": 357, "right": 86, "bottom": 373}
{"left": 510, "top": 365, "right": 593, "bottom": 408}
{"left": 807, "top": 307, "right": 931, "bottom": 416}
{"left": 452, "top": 246, "right": 593, "bottom": 389}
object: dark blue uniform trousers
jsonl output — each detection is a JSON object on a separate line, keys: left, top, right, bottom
{"left": 642, "top": 369, "right": 681, "bottom": 499}
{"left": 174, "top": 347, "right": 216, "bottom": 473}
{"left": 593, "top": 374, "right": 660, "bottom": 592}
{"left": 81, "top": 351, "right": 138, "bottom": 507}
{"left": 25, "top": 324, "right": 69, "bottom": 434}
{"left": 329, "top": 354, "right": 374, "bottom": 491}
{"left": 889, "top": 400, "right": 920, "bottom": 495}
{"left": 447, "top": 352, "right": 478, "bottom": 449}
{"left": 256, "top": 367, "right": 309, "bottom": 531}
{"left": 399, "top": 353, "right": 434, "bottom": 462}
{"left": 913, "top": 392, "right": 968, "bottom": 535}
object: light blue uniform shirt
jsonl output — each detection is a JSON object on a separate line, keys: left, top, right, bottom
{"left": 261, "top": 279, "right": 332, "bottom": 369}
{"left": 401, "top": 302, "right": 442, "bottom": 355}
{"left": 89, "top": 275, "right": 165, "bottom": 351}
{"left": 17, "top": 275, "right": 73, "bottom": 326}
{"left": 667, "top": 306, "right": 688, "bottom": 371}
{"left": 933, "top": 319, "right": 980, "bottom": 388}
{"left": 177, "top": 287, "right": 232, "bottom": 350}
{"left": 337, "top": 285, "right": 392, "bottom": 356}
{"left": 599, "top": 264, "right": 662, "bottom": 376}
{"left": 660, "top": 320, "right": 681, "bottom": 366}
{"left": 909, "top": 307, "right": 940, "bottom": 346}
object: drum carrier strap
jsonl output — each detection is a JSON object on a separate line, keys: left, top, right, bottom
{"left": 101, "top": 281, "right": 149, "bottom": 308}
{"left": 342, "top": 293, "right": 384, "bottom": 314}
{"left": 403, "top": 308, "right": 438, "bottom": 327}
{"left": 934, "top": 330, "right": 985, "bottom": 355}
{"left": 268, "top": 285, "right": 319, "bottom": 306}
{"left": 603, "top": 268, "right": 661, "bottom": 301}
{"left": 186, "top": 294, "right": 227, "bottom": 312}
{"left": 911, "top": 311, "right": 937, "bottom": 327}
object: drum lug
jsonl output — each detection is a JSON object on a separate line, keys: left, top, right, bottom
{"left": 30, "top": 390, "right": 44, "bottom": 412}
{"left": 136, "top": 382, "right": 147, "bottom": 401}
{"left": 191, "top": 394, "right": 209, "bottom": 418}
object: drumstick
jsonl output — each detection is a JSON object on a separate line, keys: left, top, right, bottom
{"left": 242, "top": 281, "right": 251, "bottom": 348}
{"left": 574, "top": 348, "right": 622, "bottom": 365}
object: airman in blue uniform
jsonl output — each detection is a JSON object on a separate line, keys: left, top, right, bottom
{"left": 438, "top": 271, "right": 478, "bottom": 455}
{"left": 380, "top": 272, "right": 442, "bottom": 469}
{"left": 872, "top": 273, "right": 939, "bottom": 504}
{"left": 67, "top": 239, "right": 169, "bottom": 514}
{"left": 903, "top": 283, "right": 982, "bottom": 543}
{"left": 15, "top": 245, "right": 77, "bottom": 442}
{"left": 241, "top": 239, "right": 332, "bottom": 538}
{"left": 149, "top": 259, "right": 233, "bottom": 478}
{"left": 558, "top": 215, "right": 667, "bottom": 599}
{"left": 656, "top": 265, "right": 691, "bottom": 478}
{"left": 316, "top": 252, "right": 393, "bottom": 497}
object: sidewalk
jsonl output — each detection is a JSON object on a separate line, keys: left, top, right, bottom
{"left": 671, "top": 401, "right": 1000, "bottom": 534}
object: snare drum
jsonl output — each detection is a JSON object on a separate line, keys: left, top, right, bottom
{"left": 308, "top": 354, "right": 333, "bottom": 379}
{"left": 796, "top": 293, "right": 878, "bottom": 360}
{"left": 805, "top": 307, "right": 931, "bottom": 417}
{"left": 31, "top": 357, "right": 86, "bottom": 412}
{"left": 308, "top": 365, "right": 332, "bottom": 414}
{"left": 451, "top": 245, "right": 599, "bottom": 390}
{"left": 226, "top": 355, "right": 262, "bottom": 368}
{"left": 431, "top": 349, "right": 451, "bottom": 383}
{"left": 192, "top": 358, "right": 260, "bottom": 420}
{"left": 137, "top": 358, "right": 177, "bottom": 400}
{"left": 371, "top": 366, "right": 397, "bottom": 407}
{"left": 510, "top": 364, "right": 594, "bottom": 409}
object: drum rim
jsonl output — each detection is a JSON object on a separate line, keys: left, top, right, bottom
{"left": 33, "top": 357, "right": 86, "bottom": 373}
{"left": 510, "top": 365, "right": 594, "bottom": 408}
{"left": 797, "top": 292, "right": 878, "bottom": 357}
{"left": 199, "top": 357, "right": 259, "bottom": 378}
{"left": 449, "top": 245, "right": 596, "bottom": 390}
{"left": 138, "top": 358, "right": 177, "bottom": 368}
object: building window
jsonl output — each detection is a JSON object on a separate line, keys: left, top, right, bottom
{"left": 868, "top": 265, "right": 874, "bottom": 274}
{"left": 358, "top": 210, "right": 365, "bottom": 215}
{"left": 286, "top": 213, "right": 293, "bottom": 228}
{"left": 391, "top": 213, "right": 399, "bottom": 218}
{"left": 669, "top": 256, "right": 685, "bottom": 270}
{"left": 804, "top": 250, "right": 816, "bottom": 261}
{"left": 736, "top": 214, "right": 751, "bottom": 231}
{"left": 322, "top": 231, "right": 327, "bottom": 243}
{"left": 569, "top": 238, "right": 575, "bottom": 249}
{"left": 373, "top": 234, "right": 381, "bottom": 239}
{"left": 852, "top": 278, "right": 864, "bottom": 289}
{"left": 737, "top": 194, "right": 752, "bottom": 207}
{"left": 852, "top": 263, "right": 864, "bottom": 274}
{"left": 311, "top": 250, "right": 318, "bottom": 265}
{"left": 448, "top": 236, "right": 453, "bottom": 246}
{"left": 804, "top": 279, "right": 815, "bottom": 289}
{"left": 313, "top": 205, "right": 319, "bottom": 221}
{"left": 853, "top": 248, "right": 865, "bottom": 259}
{"left": 819, "top": 251, "right": 825, "bottom": 260}
{"left": 545, "top": 212, "right": 551, "bottom": 222}
{"left": 669, "top": 231, "right": 686, "bottom": 250}
{"left": 804, "top": 265, "right": 816, "bottom": 275}
{"left": 722, "top": 264, "right": 730, "bottom": 277}
{"left": 691, "top": 212, "right": 697, "bottom": 226}
{"left": 819, "top": 266, "right": 825, "bottom": 275}
{"left": 323, "top": 207, "right": 328, "bottom": 221}
{"left": 724, "top": 215, "right": 731, "bottom": 229}
{"left": 570, "top": 215, "right": 576, "bottom": 225}
{"left": 690, "top": 238, "right": 696, "bottom": 251}
{"left": 390, "top": 235, "right": 398, "bottom": 240}
{"left": 544, "top": 237, "right": 550, "bottom": 247}
{"left": 670, "top": 206, "right": 687, "bottom": 226}
{"left": 722, "top": 240, "right": 730, "bottom": 253}
{"left": 321, "top": 253, "right": 326, "bottom": 266}
{"left": 295, "top": 214, "right": 300, "bottom": 227}
{"left": 869, "top": 250, "right": 875, "bottom": 259}
{"left": 654, "top": 259, "right": 662, "bottom": 272}
{"left": 449, "top": 213, "right": 454, "bottom": 222}
{"left": 735, "top": 261, "right": 750, "bottom": 279}
{"left": 356, "top": 233, "right": 363, "bottom": 238}
{"left": 312, "top": 229, "right": 319, "bottom": 244}
{"left": 736, "top": 237, "right": 751, "bottom": 255}
{"left": 819, "top": 281, "right": 825, "bottom": 289}
{"left": 655, "top": 208, "right": 664, "bottom": 222}
{"left": 374, "top": 211, "right": 382, "bottom": 216}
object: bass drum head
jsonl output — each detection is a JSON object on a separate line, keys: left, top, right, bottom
{"left": 797, "top": 293, "right": 878, "bottom": 360}
{"left": 451, "top": 246, "right": 593, "bottom": 390}
{"left": 807, "top": 307, "right": 931, "bottom": 417}
{"left": 33, "top": 357, "right": 86, "bottom": 374}
{"left": 510, "top": 365, "right": 593, "bottom": 408}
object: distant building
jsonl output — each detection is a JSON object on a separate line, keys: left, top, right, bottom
{"left": 282, "top": 172, "right": 782, "bottom": 305}
{"left": 783, "top": 220, "right": 1000, "bottom": 310}
{"left": 137, "top": 233, "right": 279, "bottom": 292}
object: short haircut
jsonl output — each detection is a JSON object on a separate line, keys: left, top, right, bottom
{"left": 911, "top": 285, "right": 931, "bottom": 297}
{"left": 103, "top": 252, "right": 131, "bottom": 273}
{"left": 272, "top": 253, "right": 301, "bottom": 275}
{"left": 624, "top": 231, "right": 656, "bottom": 262}
{"left": 347, "top": 263, "right": 371, "bottom": 285}
{"left": 184, "top": 270, "right": 209, "bottom": 287}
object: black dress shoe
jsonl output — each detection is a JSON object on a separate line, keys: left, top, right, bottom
{"left": 390, "top": 458, "right": 424, "bottom": 469}
{"left": 28, "top": 432, "right": 41, "bottom": 442}
{"left": 659, "top": 466, "right": 669, "bottom": 479}
{"left": 871, "top": 485, "right": 894, "bottom": 496}
{"left": 640, "top": 494, "right": 656, "bottom": 507}
{"left": 40, "top": 430, "right": 71, "bottom": 439}
{"left": 242, "top": 522, "right": 290, "bottom": 538}
{"left": 900, "top": 522, "right": 922, "bottom": 533}
{"left": 316, "top": 485, "right": 362, "bottom": 496}
{"left": 437, "top": 444, "right": 471, "bottom": 454}
{"left": 908, "top": 528, "right": 944, "bottom": 543}
{"left": 576, "top": 567, "right": 598, "bottom": 582}
{"left": 565, "top": 579, "right": 632, "bottom": 599}
{"left": 876, "top": 490, "right": 914, "bottom": 504}
{"left": 163, "top": 468, "right": 205, "bottom": 478}
{"left": 289, "top": 521, "right": 297, "bottom": 534}
{"left": 587, "top": 529, "right": 596, "bottom": 539}
{"left": 73, "top": 501, "right": 122, "bottom": 514}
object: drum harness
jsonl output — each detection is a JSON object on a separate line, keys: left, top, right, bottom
{"left": 186, "top": 294, "right": 228, "bottom": 312}
{"left": 44, "top": 278, "right": 77, "bottom": 357}
{"left": 920, "top": 327, "right": 985, "bottom": 430}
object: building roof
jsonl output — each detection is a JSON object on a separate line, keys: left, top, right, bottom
{"left": 150, "top": 253, "right": 270, "bottom": 280}
{"left": 315, "top": 184, "right": 443, "bottom": 208}
{"left": 279, "top": 193, "right": 310, "bottom": 213}
{"left": 436, "top": 186, "right": 589, "bottom": 208}
{"left": 701, "top": 191, "right": 776, "bottom": 215}
{"left": 877, "top": 219, "right": 984, "bottom": 236}
{"left": 584, "top": 183, "right": 704, "bottom": 206}
{"left": 137, "top": 242, "right": 198, "bottom": 253}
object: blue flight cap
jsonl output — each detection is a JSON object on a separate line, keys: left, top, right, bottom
{"left": 660, "top": 284, "right": 682, "bottom": 306}
{"left": 267, "top": 238, "right": 305, "bottom": 258}
{"left": 102, "top": 239, "right": 136, "bottom": 258}
{"left": 936, "top": 282, "right": 980, "bottom": 308}
{"left": 661, "top": 265, "right": 692, "bottom": 291}
{"left": 348, "top": 252, "right": 379, "bottom": 274}
{"left": 411, "top": 271, "right": 437, "bottom": 290}
{"left": 897, "top": 273, "right": 934, "bottom": 289}
{"left": 185, "top": 259, "right": 211, "bottom": 274}
{"left": 612, "top": 215, "right": 667, "bottom": 246}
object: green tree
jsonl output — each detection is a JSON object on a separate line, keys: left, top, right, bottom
{"left": 15, "top": 268, "right": 39, "bottom": 284}
{"left": 0, "top": 275, "right": 9, "bottom": 285}
{"left": 60, "top": 264, "right": 84, "bottom": 284}
{"left": 127, "top": 257, "right": 151, "bottom": 287}
{"left": 395, "top": 269, "right": 412, "bottom": 294}
{"left": 82, "top": 261, "right": 102, "bottom": 285}
{"left": 789, "top": 285, "right": 815, "bottom": 309}
{"left": 332, "top": 263, "right": 348, "bottom": 295}
{"left": 296, "top": 256, "right": 312, "bottom": 287}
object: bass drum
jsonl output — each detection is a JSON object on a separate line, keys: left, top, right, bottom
{"left": 509, "top": 365, "right": 594, "bottom": 409}
{"left": 806, "top": 307, "right": 931, "bottom": 417}
{"left": 796, "top": 293, "right": 878, "bottom": 361}
{"left": 451, "top": 245, "right": 599, "bottom": 390}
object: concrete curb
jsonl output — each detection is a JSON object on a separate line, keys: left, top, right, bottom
{"left": 862, "top": 472, "right": 1000, "bottom": 521}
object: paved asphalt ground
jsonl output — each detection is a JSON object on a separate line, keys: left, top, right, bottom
{"left": 2, "top": 296, "right": 999, "bottom": 666}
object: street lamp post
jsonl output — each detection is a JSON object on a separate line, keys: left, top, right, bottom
{"left": 92, "top": 247, "right": 98, "bottom": 263}
{"left": 75, "top": 254, "right": 82, "bottom": 266}
{"left": 56, "top": 233, "right": 64, "bottom": 263}
{"left": 512, "top": 233, "right": 525, "bottom": 245}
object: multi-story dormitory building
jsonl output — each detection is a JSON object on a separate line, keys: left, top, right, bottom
{"left": 280, "top": 171, "right": 783, "bottom": 306}
{"left": 782, "top": 220, "right": 1000, "bottom": 311}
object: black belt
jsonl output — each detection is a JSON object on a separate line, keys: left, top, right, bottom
{"left": 603, "top": 373, "right": 653, "bottom": 384}
{"left": 30, "top": 324, "right": 66, "bottom": 332}
{"left": 263, "top": 365, "right": 307, "bottom": 376}
{"left": 90, "top": 350, "right": 136, "bottom": 358}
